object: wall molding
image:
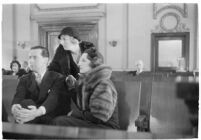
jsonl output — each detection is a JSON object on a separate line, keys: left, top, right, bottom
{"left": 35, "top": 4, "right": 100, "bottom": 12}
{"left": 152, "top": 4, "right": 189, "bottom": 33}
{"left": 153, "top": 3, "right": 187, "bottom": 19}
{"left": 160, "top": 12, "right": 180, "bottom": 32}
{"left": 151, "top": 22, "right": 190, "bottom": 33}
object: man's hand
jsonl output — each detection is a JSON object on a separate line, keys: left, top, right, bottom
{"left": 11, "top": 104, "right": 23, "bottom": 121}
{"left": 14, "top": 105, "right": 42, "bottom": 123}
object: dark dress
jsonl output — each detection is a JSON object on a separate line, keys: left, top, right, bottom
{"left": 48, "top": 44, "right": 80, "bottom": 79}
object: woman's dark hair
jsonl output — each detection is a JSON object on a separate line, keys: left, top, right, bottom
{"left": 10, "top": 60, "right": 21, "bottom": 70}
{"left": 79, "top": 41, "right": 95, "bottom": 54}
{"left": 84, "top": 47, "right": 104, "bottom": 68}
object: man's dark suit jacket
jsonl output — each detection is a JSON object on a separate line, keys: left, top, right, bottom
{"left": 12, "top": 71, "right": 71, "bottom": 123}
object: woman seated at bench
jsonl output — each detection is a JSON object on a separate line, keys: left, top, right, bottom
{"left": 6, "top": 60, "right": 27, "bottom": 78}
{"left": 53, "top": 48, "right": 119, "bottom": 129}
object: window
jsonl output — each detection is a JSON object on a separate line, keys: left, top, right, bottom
{"left": 151, "top": 32, "right": 189, "bottom": 72}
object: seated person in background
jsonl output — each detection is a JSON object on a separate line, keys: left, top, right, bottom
{"left": 22, "top": 60, "right": 31, "bottom": 73}
{"left": 7, "top": 60, "right": 26, "bottom": 78}
{"left": 11, "top": 46, "right": 71, "bottom": 124}
{"left": 52, "top": 48, "right": 119, "bottom": 129}
{"left": 2, "top": 68, "right": 7, "bottom": 75}
{"left": 129, "top": 60, "right": 144, "bottom": 76}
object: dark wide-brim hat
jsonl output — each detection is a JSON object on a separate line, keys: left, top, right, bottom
{"left": 58, "top": 27, "right": 80, "bottom": 41}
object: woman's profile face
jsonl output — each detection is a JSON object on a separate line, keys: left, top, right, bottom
{"left": 12, "top": 63, "right": 19, "bottom": 72}
{"left": 60, "top": 35, "right": 79, "bottom": 52}
{"left": 78, "top": 53, "right": 92, "bottom": 74}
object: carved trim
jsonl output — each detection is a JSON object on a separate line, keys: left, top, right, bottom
{"left": 151, "top": 23, "right": 190, "bottom": 33}
{"left": 160, "top": 12, "right": 180, "bottom": 32}
{"left": 35, "top": 4, "right": 100, "bottom": 12}
{"left": 151, "top": 12, "right": 189, "bottom": 33}
{"left": 153, "top": 3, "right": 187, "bottom": 19}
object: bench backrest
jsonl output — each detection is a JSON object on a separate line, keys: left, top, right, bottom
{"left": 2, "top": 75, "right": 18, "bottom": 122}
{"left": 150, "top": 81, "right": 195, "bottom": 135}
{"left": 113, "top": 80, "right": 141, "bottom": 130}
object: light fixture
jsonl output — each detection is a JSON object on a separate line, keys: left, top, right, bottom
{"left": 109, "top": 40, "right": 117, "bottom": 47}
{"left": 17, "top": 41, "right": 30, "bottom": 49}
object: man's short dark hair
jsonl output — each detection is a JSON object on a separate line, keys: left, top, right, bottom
{"left": 31, "top": 46, "right": 49, "bottom": 58}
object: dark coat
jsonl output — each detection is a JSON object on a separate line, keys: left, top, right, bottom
{"left": 48, "top": 42, "right": 94, "bottom": 79}
{"left": 48, "top": 44, "right": 80, "bottom": 78}
{"left": 6, "top": 69, "right": 27, "bottom": 78}
{"left": 12, "top": 71, "right": 71, "bottom": 122}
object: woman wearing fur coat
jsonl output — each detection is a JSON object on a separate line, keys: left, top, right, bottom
{"left": 52, "top": 48, "right": 119, "bottom": 129}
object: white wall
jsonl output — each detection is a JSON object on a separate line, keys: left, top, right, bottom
{"left": 2, "top": 4, "right": 32, "bottom": 69}
{"left": 101, "top": 4, "right": 198, "bottom": 71}
{"left": 15, "top": 4, "right": 31, "bottom": 65}
{"left": 105, "top": 4, "right": 127, "bottom": 70}
{"left": 2, "top": 4, "right": 198, "bottom": 71}
{"left": 2, "top": 5, "right": 14, "bottom": 69}
{"left": 128, "top": 4, "right": 153, "bottom": 71}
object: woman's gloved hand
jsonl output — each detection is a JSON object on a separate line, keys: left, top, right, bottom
{"left": 65, "top": 75, "right": 77, "bottom": 89}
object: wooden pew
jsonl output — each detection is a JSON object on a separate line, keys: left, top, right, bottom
{"left": 149, "top": 81, "right": 198, "bottom": 138}
{"left": 113, "top": 71, "right": 199, "bottom": 137}
{"left": 2, "top": 76, "right": 143, "bottom": 131}
{"left": 3, "top": 72, "right": 198, "bottom": 138}
{"left": 3, "top": 122, "right": 193, "bottom": 139}
{"left": 113, "top": 81, "right": 141, "bottom": 130}
{"left": 3, "top": 122, "right": 153, "bottom": 139}
{"left": 2, "top": 75, "right": 18, "bottom": 122}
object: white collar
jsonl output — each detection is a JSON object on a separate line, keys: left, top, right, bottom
{"left": 34, "top": 70, "right": 46, "bottom": 79}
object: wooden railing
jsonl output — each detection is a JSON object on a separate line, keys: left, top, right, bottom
{"left": 2, "top": 122, "right": 153, "bottom": 139}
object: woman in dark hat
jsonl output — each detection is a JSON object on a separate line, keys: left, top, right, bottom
{"left": 48, "top": 27, "right": 94, "bottom": 79}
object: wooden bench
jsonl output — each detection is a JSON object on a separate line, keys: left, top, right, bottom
{"left": 3, "top": 122, "right": 194, "bottom": 139}
{"left": 2, "top": 73, "right": 198, "bottom": 138}
{"left": 150, "top": 81, "right": 198, "bottom": 136}
{"left": 3, "top": 122, "right": 153, "bottom": 139}
{"left": 113, "top": 81, "right": 141, "bottom": 130}
{"left": 2, "top": 75, "right": 143, "bottom": 131}
{"left": 2, "top": 75, "right": 18, "bottom": 122}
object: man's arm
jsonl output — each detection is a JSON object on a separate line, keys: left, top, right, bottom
{"left": 40, "top": 75, "right": 65, "bottom": 114}
{"left": 11, "top": 76, "right": 29, "bottom": 122}
{"left": 12, "top": 76, "right": 27, "bottom": 105}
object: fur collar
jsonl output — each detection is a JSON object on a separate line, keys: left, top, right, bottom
{"left": 79, "top": 65, "right": 112, "bottom": 89}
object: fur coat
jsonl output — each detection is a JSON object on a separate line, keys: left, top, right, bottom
{"left": 71, "top": 65, "right": 119, "bottom": 129}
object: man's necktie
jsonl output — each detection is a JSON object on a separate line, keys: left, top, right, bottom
{"left": 35, "top": 74, "right": 42, "bottom": 85}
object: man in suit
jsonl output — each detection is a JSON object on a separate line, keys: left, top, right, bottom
{"left": 11, "top": 46, "right": 71, "bottom": 124}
